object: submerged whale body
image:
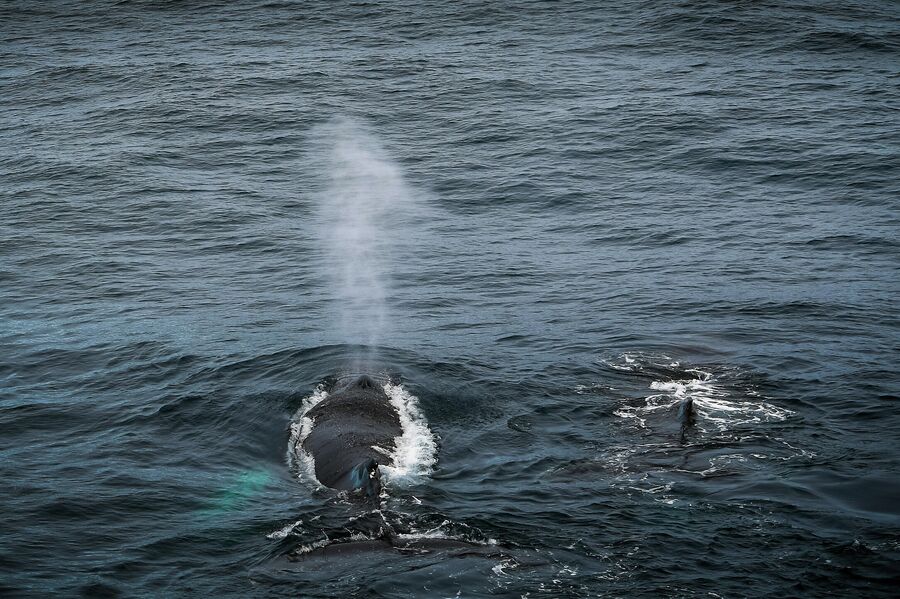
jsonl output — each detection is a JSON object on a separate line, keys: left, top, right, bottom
{"left": 302, "top": 375, "right": 401, "bottom": 498}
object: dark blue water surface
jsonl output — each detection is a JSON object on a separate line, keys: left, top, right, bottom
{"left": 2, "top": 1, "right": 899, "bottom": 597}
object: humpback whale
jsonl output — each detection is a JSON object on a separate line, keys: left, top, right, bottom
{"left": 677, "top": 397, "right": 695, "bottom": 443}
{"left": 302, "top": 375, "right": 401, "bottom": 499}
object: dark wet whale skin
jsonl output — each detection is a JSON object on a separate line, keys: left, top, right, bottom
{"left": 302, "top": 376, "right": 401, "bottom": 493}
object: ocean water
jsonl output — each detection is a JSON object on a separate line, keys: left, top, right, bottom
{"left": 2, "top": 1, "right": 899, "bottom": 597}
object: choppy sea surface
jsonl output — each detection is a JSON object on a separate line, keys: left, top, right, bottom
{"left": 2, "top": 1, "right": 899, "bottom": 597}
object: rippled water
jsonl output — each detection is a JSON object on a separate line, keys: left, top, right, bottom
{"left": 2, "top": 1, "right": 899, "bottom": 597}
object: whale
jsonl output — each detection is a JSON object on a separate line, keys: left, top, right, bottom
{"left": 677, "top": 397, "right": 695, "bottom": 443}
{"left": 302, "top": 375, "right": 401, "bottom": 499}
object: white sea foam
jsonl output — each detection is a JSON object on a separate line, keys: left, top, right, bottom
{"left": 266, "top": 519, "right": 304, "bottom": 540}
{"left": 599, "top": 352, "right": 681, "bottom": 372}
{"left": 380, "top": 382, "right": 438, "bottom": 486}
{"left": 395, "top": 519, "right": 496, "bottom": 546}
{"left": 287, "top": 385, "right": 328, "bottom": 488}
{"left": 615, "top": 369, "right": 793, "bottom": 433}
{"left": 291, "top": 533, "right": 371, "bottom": 556}
{"left": 395, "top": 519, "right": 453, "bottom": 541}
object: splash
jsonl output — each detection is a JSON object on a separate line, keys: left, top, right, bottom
{"left": 286, "top": 385, "right": 328, "bottom": 488}
{"left": 645, "top": 369, "right": 793, "bottom": 431}
{"left": 313, "top": 118, "right": 415, "bottom": 364}
{"left": 611, "top": 366, "right": 793, "bottom": 433}
{"left": 381, "top": 382, "right": 438, "bottom": 486}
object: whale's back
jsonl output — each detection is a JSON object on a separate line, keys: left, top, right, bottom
{"left": 302, "top": 378, "right": 402, "bottom": 490}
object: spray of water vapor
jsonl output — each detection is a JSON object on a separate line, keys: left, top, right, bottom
{"left": 313, "top": 119, "right": 414, "bottom": 362}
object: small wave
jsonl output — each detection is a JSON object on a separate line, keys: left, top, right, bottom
{"left": 287, "top": 382, "right": 437, "bottom": 490}
{"left": 790, "top": 30, "right": 900, "bottom": 53}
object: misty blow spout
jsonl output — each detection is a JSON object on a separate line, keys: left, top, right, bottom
{"left": 314, "top": 118, "right": 416, "bottom": 356}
